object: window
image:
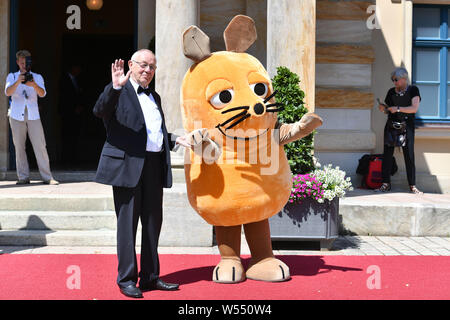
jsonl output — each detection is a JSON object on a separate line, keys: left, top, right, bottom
{"left": 413, "top": 5, "right": 450, "bottom": 123}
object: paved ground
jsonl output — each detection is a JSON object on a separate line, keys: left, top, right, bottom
{"left": 1, "top": 235, "right": 450, "bottom": 255}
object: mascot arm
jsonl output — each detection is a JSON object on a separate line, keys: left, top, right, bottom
{"left": 277, "top": 112, "right": 323, "bottom": 146}
{"left": 187, "top": 128, "right": 222, "bottom": 162}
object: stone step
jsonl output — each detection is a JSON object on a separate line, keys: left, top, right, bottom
{"left": 0, "top": 182, "right": 189, "bottom": 212}
{"left": 340, "top": 190, "right": 450, "bottom": 237}
{"left": 0, "top": 225, "right": 211, "bottom": 247}
{"left": 0, "top": 230, "right": 119, "bottom": 247}
{"left": 0, "top": 211, "right": 117, "bottom": 231}
{"left": 0, "top": 168, "right": 187, "bottom": 183}
{"left": 0, "top": 194, "right": 114, "bottom": 212}
{"left": 0, "top": 182, "right": 212, "bottom": 247}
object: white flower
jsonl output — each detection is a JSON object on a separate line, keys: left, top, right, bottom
{"left": 311, "top": 163, "right": 353, "bottom": 201}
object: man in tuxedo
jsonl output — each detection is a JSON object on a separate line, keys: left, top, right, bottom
{"left": 93, "top": 49, "right": 191, "bottom": 298}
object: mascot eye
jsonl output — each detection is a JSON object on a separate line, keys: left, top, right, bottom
{"left": 210, "top": 89, "right": 234, "bottom": 108}
{"left": 250, "top": 83, "right": 268, "bottom": 98}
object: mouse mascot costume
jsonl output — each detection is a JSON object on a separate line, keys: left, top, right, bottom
{"left": 180, "top": 15, "right": 323, "bottom": 283}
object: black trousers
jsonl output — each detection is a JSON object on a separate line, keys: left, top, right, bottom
{"left": 382, "top": 125, "right": 416, "bottom": 185}
{"left": 112, "top": 152, "right": 164, "bottom": 287}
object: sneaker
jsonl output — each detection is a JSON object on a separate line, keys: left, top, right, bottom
{"left": 16, "top": 179, "right": 30, "bottom": 185}
{"left": 43, "top": 179, "right": 59, "bottom": 185}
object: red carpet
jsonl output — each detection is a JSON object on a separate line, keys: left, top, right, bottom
{"left": 0, "top": 254, "right": 449, "bottom": 300}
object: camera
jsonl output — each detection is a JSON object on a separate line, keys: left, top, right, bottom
{"left": 22, "top": 56, "right": 33, "bottom": 84}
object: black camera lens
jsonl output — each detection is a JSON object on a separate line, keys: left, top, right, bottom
{"left": 22, "top": 72, "right": 33, "bottom": 84}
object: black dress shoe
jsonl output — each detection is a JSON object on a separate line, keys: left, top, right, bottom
{"left": 140, "top": 278, "right": 179, "bottom": 292}
{"left": 119, "top": 284, "right": 143, "bottom": 298}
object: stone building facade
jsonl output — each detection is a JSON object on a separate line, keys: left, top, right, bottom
{"left": 1, "top": 0, "right": 450, "bottom": 193}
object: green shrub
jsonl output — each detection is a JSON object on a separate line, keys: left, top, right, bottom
{"left": 272, "top": 66, "right": 315, "bottom": 174}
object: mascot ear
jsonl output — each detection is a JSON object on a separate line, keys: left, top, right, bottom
{"left": 183, "top": 25, "right": 212, "bottom": 63}
{"left": 223, "top": 15, "right": 257, "bottom": 53}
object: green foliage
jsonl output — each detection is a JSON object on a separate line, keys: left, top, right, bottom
{"left": 272, "top": 66, "right": 315, "bottom": 174}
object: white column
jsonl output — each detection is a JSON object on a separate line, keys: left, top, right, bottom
{"left": 0, "top": 1, "right": 9, "bottom": 172}
{"left": 155, "top": 0, "right": 199, "bottom": 134}
{"left": 267, "top": 0, "right": 316, "bottom": 111}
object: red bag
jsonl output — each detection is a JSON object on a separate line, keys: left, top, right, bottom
{"left": 365, "top": 157, "right": 383, "bottom": 189}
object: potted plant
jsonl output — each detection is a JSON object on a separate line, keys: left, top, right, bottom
{"left": 270, "top": 163, "right": 353, "bottom": 250}
{"left": 272, "top": 66, "right": 315, "bottom": 174}
{"left": 268, "top": 66, "right": 353, "bottom": 250}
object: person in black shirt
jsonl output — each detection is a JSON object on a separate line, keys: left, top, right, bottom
{"left": 377, "top": 67, "right": 423, "bottom": 194}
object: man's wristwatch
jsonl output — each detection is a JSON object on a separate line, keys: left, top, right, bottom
{"left": 396, "top": 106, "right": 400, "bottom": 113}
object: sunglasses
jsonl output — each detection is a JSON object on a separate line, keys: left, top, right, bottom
{"left": 392, "top": 78, "right": 400, "bottom": 82}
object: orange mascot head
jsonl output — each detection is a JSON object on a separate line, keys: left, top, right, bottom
{"left": 181, "top": 15, "right": 292, "bottom": 227}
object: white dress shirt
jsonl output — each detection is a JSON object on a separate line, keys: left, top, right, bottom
{"left": 4, "top": 71, "right": 46, "bottom": 121}
{"left": 129, "top": 78, "right": 164, "bottom": 152}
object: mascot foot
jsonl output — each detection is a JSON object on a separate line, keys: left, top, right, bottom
{"left": 246, "top": 257, "right": 290, "bottom": 282}
{"left": 213, "top": 258, "right": 246, "bottom": 284}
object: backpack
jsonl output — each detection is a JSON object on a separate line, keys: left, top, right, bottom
{"left": 356, "top": 154, "right": 397, "bottom": 189}
{"left": 365, "top": 156, "right": 383, "bottom": 189}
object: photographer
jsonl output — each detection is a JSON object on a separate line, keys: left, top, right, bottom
{"left": 4, "top": 50, "right": 58, "bottom": 185}
{"left": 377, "top": 67, "right": 422, "bottom": 194}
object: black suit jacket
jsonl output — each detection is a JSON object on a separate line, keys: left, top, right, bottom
{"left": 93, "top": 80, "right": 176, "bottom": 188}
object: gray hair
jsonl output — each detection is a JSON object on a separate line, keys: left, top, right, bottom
{"left": 131, "top": 49, "right": 155, "bottom": 61}
{"left": 391, "top": 67, "right": 409, "bottom": 81}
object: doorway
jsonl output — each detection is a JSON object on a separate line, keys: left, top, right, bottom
{"left": 59, "top": 33, "right": 134, "bottom": 169}
{"left": 11, "top": 0, "right": 137, "bottom": 170}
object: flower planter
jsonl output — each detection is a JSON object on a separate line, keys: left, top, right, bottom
{"left": 269, "top": 197, "right": 339, "bottom": 250}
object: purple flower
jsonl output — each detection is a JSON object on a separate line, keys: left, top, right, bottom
{"left": 289, "top": 173, "right": 326, "bottom": 204}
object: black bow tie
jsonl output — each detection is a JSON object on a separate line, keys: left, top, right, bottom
{"left": 137, "top": 86, "right": 152, "bottom": 96}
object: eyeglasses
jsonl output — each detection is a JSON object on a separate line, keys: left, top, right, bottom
{"left": 131, "top": 60, "right": 157, "bottom": 71}
{"left": 392, "top": 78, "right": 400, "bottom": 82}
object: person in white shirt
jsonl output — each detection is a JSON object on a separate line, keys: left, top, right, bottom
{"left": 4, "top": 50, "right": 58, "bottom": 185}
